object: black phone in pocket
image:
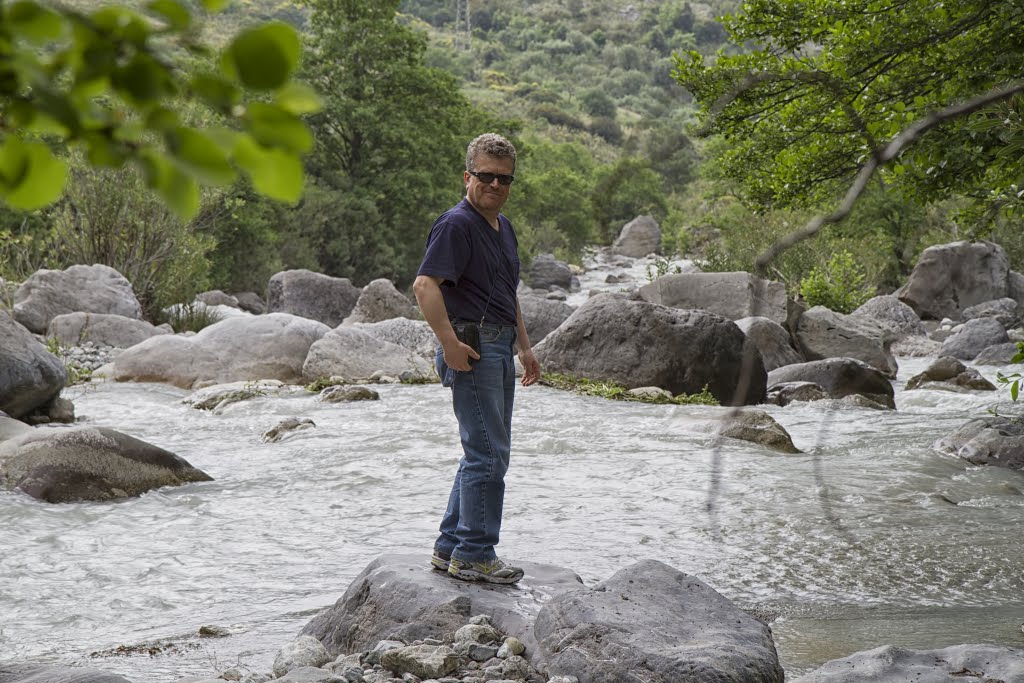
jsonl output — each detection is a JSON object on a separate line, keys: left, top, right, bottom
{"left": 455, "top": 322, "right": 481, "bottom": 365}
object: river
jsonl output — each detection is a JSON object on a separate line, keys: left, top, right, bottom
{"left": 2, "top": 354, "right": 1024, "bottom": 681}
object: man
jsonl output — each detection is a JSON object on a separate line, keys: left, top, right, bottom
{"left": 412, "top": 133, "right": 541, "bottom": 585}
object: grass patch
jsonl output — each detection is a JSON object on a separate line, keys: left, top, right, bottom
{"left": 540, "top": 372, "right": 718, "bottom": 405}
{"left": 163, "top": 302, "right": 223, "bottom": 333}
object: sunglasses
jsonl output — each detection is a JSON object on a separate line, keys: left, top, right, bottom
{"left": 468, "top": 170, "right": 515, "bottom": 186}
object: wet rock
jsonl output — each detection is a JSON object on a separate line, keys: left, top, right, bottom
{"left": 719, "top": 409, "right": 800, "bottom": 453}
{"left": 795, "top": 306, "right": 898, "bottom": 378}
{"left": 767, "top": 358, "right": 895, "bottom": 409}
{"left": 939, "top": 318, "right": 1008, "bottom": 361}
{"left": 934, "top": 416, "right": 1024, "bottom": 470}
{"left": 261, "top": 417, "right": 316, "bottom": 444}
{"left": 185, "top": 380, "right": 288, "bottom": 413}
{"left": 0, "top": 311, "right": 66, "bottom": 419}
{"left": 905, "top": 357, "right": 995, "bottom": 392}
{"left": 319, "top": 386, "right": 380, "bottom": 402}
{"left": 0, "top": 664, "right": 134, "bottom": 682}
{"left": 791, "top": 643, "right": 1024, "bottom": 682}
{"left": 766, "top": 381, "right": 830, "bottom": 406}
{"left": 974, "top": 341, "right": 1022, "bottom": 365}
{"left": 272, "top": 635, "right": 331, "bottom": 678}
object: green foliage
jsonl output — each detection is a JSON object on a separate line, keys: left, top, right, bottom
{"left": 645, "top": 255, "right": 683, "bottom": 282}
{"left": 44, "top": 337, "right": 91, "bottom": 385}
{"left": 0, "top": 0, "right": 320, "bottom": 218}
{"left": 592, "top": 158, "right": 668, "bottom": 242}
{"left": 995, "top": 342, "right": 1024, "bottom": 402}
{"left": 304, "top": 376, "right": 346, "bottom": 392}
{"left": 162, "top": 302, "right": 224, "bottom": 333}
{"left": 799, "top": 250, "right": 876, "bottom": 314}
{"left": 674, "top": 0, "right": 1024, "bottom": 225}
{"left": 541, "top": 372, "right": 719, "bottom": 406}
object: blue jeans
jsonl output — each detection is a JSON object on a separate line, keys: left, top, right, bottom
{"left": 434, "top": 324, "right": 517, "bottom": 563}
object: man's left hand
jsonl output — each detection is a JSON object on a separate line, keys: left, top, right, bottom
{"left": 519, "top": 349, "right": 540, "bottom": 386}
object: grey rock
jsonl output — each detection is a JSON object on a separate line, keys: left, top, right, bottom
{"left": 792, "top": 643, "right": 1024, "bottom": 683}
{"left": 47, "top": 312, "right": 170, "bottom": 349}
{"left": 379, "top": 645, "right": 459, "bottom": 679}
{"left": 300, "top": 554, "right": 584, "bottom": 660}
{"left": 343, "top": 279, "right": 418, "bottom": 324}
{"left": 719, "top": 409, "right": 800, "bottom": 453}
{"left": 276, "top": 667, "right": 338, "bottom": 683}
{"left": 795, "top": 306, "right": 898, "bottom": 378}
{"left": 319, "top": 386, "right": 380, "bottom": 402}
{"left": 0, "top": 426, "right": 212, "bottom": 503}
{"left": 467, "top": 643, "right": 499, "bottom": 662}
{"left": 851, "top": 295, "right": 927, "bottom": 339}
{"left": 196, "top": 290, "right": 240, "bottom": 308}
{"left": 534, "top": 294, "right": 766, "bottom": 406}
{"left": 303, "top": 326, "right": 433, "bottom": 384}
{"left": 517, "top": 295, "right": 574, "bottom": 346}
{"left": 610, "top": 215, "right": 660, "bottom": 258}
{"left": 352, "top": 319, "right": 438, "bottom": 362}
{"left": 897, "top": 240, "right": 1012, "bottom": 320}
{"left": 497, "top": 638, "right": 524, "bottom": 658}
{"left": 905, "top": 357, "right": 996, "bottom": 392}
{"left": 273, "top": 635, "right": 332, "bottom": 678}
{"left": 533, "top": 559, "right": 783, "bottom": 682}
{"left": 261, "top": 417, "right": 316, "bottom": 444}
{"left": 934, "top": 416, "right": 1024, "bottom": 470}
{"left": 524, "top": 254, "right": 573, "bottom": 291}
{"left": 961, "top": 296, "right": 1021, "bottom": 328}
{"left": 890, "top": 336, "right": 943, "bottom": 357}
{"left": 0, "top": 311, "right": 66, "bottom": 419}
{"left": 232, "top": 292, "right": 266, "bottom": 315}
{"left": 638, "top": 271, "right": 788, "bottom": 325}
{"left": 113, "top": 313, "right": 330, "bottom": 389}
{"left": 767, "top": 358, "right": 895, "bottom": 409}
{"left": 454, "top": 624, "right": 501, "bottom": 644}
{"left": 766, "top": 381, "right": 830, "bottom": 406}
{"left": 973, "top": 341, "right": 1022, "bottom": 365}
{"left": 734, "top": 316, "right": 803, "bottom": 372}
{"left": 939, "top": 317, "right": 1009, "bottom": 361}
{"left": 184, "top": 380, "right": 288, "bottom": 413}
{"left": 13, "top": 264, "right": 143, "bottom": 334}
{"left": 0, "top": 665, "right": 134, "bottom": 682}
{"left": 0, "top": 416, "right": 32, "bottom": 444}
{"left": 268, "top": 269, "right": 361, "bottom": 327}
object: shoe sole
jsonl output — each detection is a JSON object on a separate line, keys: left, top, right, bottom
{"left": 431, "top": 559, "right": 449, "bottom": 571}
{"left": 448, "top": 568, "right": 522, "bottom": 585}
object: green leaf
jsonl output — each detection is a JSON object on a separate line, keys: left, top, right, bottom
{"left": 147, "top": 0, "right": 191, "bottom": 30}
{"left": 233, "top": 136, "right": 303, "bottom": 202}
{"left": 1012, "top": 381, "right": 1019, "bottom": 402}
{"left": 82, "top": 132, "right": 129, "bottom": 167}
{"left": 6, "top": 1, "right": 65, "bottom": 43}
{"left": 167, "top": 128, "right": 237, "bottom": 186}
{"left": 199, "top": 0, "right": 229, "bottom": 12}
{"left": 274, "top": 82, "right": 323, "bottom": 115}
{"left": 190, "top": 73, "right": 241, "bottom": 112}
{"left": 222, "top": 22, "right": 300, "bottom": 91}
{"left": 0, "top": 137, "right": 68, "bottom": 210}
{"left": 245, "top": 102, "right": 312, "bottom": 153}
{"left": 140, "top": 150, "right": 199, "bottom": 219}
{"left": 112, "top": 53, "right": 175, "bottom": 104}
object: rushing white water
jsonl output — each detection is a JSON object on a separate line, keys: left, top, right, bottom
{"left": 3, "top": 355, "right": 1024, "bottom": 681}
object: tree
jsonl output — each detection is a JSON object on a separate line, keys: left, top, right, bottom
{"left": 0, "top": 0, "right": 319, "bottom": 218}
{"left": 674, "top": 1, "right": 1024, "bottom": 233}
{"left": 300, "top": 0, "right": 498, "bottom": 284}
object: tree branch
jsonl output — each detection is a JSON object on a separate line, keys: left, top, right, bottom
{"left": 753, "top": 80, "right": 1024, "bottom": 273}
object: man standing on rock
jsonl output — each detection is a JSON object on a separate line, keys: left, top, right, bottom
{"left": 413, "top": 133, "right": 541, "bottom": 585}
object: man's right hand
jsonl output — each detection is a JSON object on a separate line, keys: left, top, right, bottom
{"left": 442, "top": 341, "right": 480, "bottom": 372}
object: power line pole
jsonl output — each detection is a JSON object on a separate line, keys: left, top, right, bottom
{"left": 454, "top": 0, "right": 470, "bottom": 50}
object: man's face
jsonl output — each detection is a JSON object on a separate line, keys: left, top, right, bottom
{"left": 465, "top": 152, "right": 515, "bottom": 218}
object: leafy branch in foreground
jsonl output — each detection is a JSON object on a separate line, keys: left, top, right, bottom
{"left": 0, "top": 0, "right": 321, "bottom": 218}
{"left": 995, "top": 342, "right": 1024, "bottom": 402}
{"left": 540, "top": 373, "right": 718, "bottom": 406}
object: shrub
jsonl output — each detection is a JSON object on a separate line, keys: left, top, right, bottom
{"left": 162, "top": 303, "right": 224, "bottom": 333}
{"left": 799, "top": 250, "right": 877, "bottom": 313}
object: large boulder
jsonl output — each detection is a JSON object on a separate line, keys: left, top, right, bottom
{"left": 734, "top": 316, "right": 803, "bottom": 372}
{"left": 896, "top": 240, "right": 1012, "bottom": 320}
{"left": 534, "top": 294, "right": 767, "bottom": 405}
{"left": 352, "top": 318, "right": 438, "bottom": 362}
{"left": 0, "top": 665, "right": 133, "bottom": 682}
{"left": 525, "top": 253, "right": 573, "bottom": 291}
{"left": 794, "top": 306, "right": 898, "bottom": 378}
{"left": 766, "top": 358, "right": 895, "bottom": 409}
{"left": 939, "top": 318, "right": 1008, "bottom": 361}
{"left": 47, "top": 312, "right": 170, "bottom": 349}
{"left": 12, "top": 264, "right": 142, "bottom": 334}
{"left": 533, "top": 560, "right": 783, "bottom": 682}
{"left": 113, "top": 313, "right": 330, "bottom": 389}
{"left": 638, "top": 271, "right": 788, "bottom": 325}
{"left": 302, "top": 326, "right": 433, "bottom": 383}
{"left": 610, "top": 214, "right": 661, "bottom": 257}
{"left": 267, "top": 269, "right": 361, "bottom": 327}
{"left": 518, "top": 294, "right": 574, "bottom": 346}
{"left": 343, "top": 278, "right": 418, "bottom": 324}
{"left": 300, "top": 554, "right": 584, "bottom": 658}
{"left": 0, "top": 426, "right": 212, "bottom": 503}
{"left": 792, "top": 644, "right": 1024, "bottom": 683}
{"left": 0, "top": 311, "right": 66, "bottom": 419}
{"left": 973, "top": 341, "right": 1022, "bottom": 365}
{"left": 934, "top": 416, "right": 1024, "bottom": 470}
{"left": 850, "top": 295, "right": 927, "bottom": 340}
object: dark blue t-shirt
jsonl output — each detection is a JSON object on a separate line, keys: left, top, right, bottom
{"left": 417, "top": 198, "right": 521, "bottom": 326}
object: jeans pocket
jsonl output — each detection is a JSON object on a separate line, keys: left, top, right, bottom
{"left": 437, "top": 350, "right": 456, "bottom": 387}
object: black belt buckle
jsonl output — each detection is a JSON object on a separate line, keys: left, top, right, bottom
{"left": 455, "top": 322, "right": 481, "bottom": 365}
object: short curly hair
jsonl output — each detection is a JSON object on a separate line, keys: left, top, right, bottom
{"left": 466, "top": 133, "right": 516, "bottom": 171}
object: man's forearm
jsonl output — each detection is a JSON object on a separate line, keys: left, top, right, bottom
{"left": 414, "top": 275, "right": 458, "bottom": 348}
